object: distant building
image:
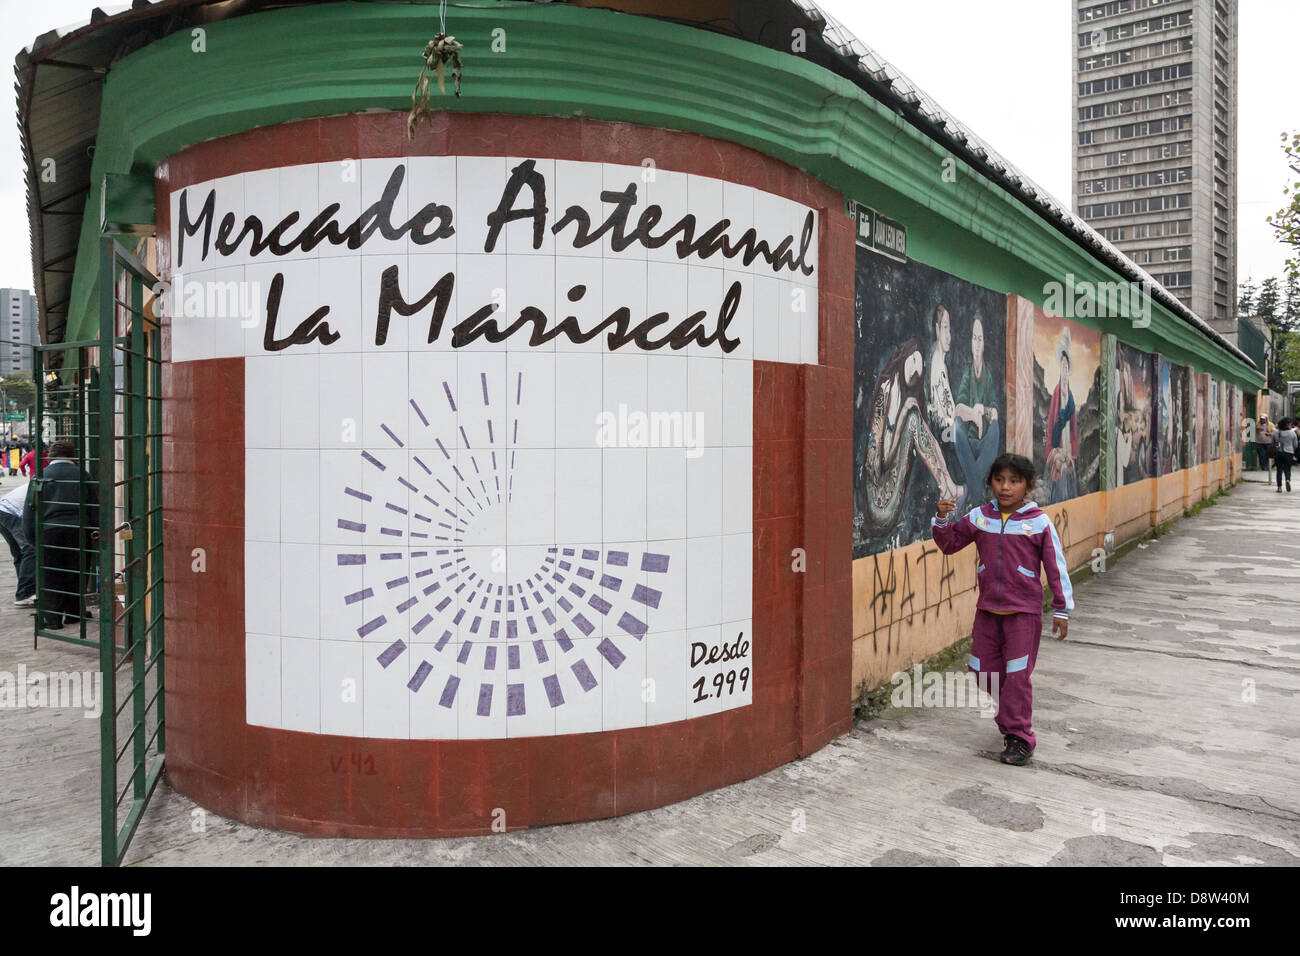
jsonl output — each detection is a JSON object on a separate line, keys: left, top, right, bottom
{"left": 1073, "top": 0, "right": 1238, "bottom": 326}
{"left": 0, "top": 288, "right": 38, "bottom": 373}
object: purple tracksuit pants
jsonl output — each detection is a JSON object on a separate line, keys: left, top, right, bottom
{"left": 969, "top": 609, "right": 1043, "bottom": 750}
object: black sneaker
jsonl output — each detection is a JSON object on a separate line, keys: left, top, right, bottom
{"left": 1000, "top": 734, "right": 1033, "bottom": 766}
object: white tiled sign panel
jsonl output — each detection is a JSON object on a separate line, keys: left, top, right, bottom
{"left": 168, "top": 157, "right": 818, "bottom": 739}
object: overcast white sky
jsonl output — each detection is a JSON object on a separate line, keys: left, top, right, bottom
{"left": 0, "top": 0, "right": 1295, "bottom": 296}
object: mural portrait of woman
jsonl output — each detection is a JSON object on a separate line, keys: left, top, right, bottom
{"left": 1046, "top": 327, "right": 1079, "bottom": 501}
{"left": 952, "top": 314, "right": 1001, "bottom": 504}
{"left": 928, "top": 304, "right": 956, "bottom": 442}
{"left": 1030, "top": 308, "right": 1101, "bottom": 504}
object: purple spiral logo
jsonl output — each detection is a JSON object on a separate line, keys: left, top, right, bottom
{"left": 332, "top": 369, "right": 671, "bottom": 721}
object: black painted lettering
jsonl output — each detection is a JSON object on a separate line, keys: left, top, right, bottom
{"left": 374, "top": 265, "right": 455, "bottom": 346}
{"left": 176, "top": 188, "right": 215, "bottom": 269}
{"left": 485, "top": 159, "right": 549, "bottom": 253}
{"left": 263, "top": 272, "right": 340, "bottom": 352}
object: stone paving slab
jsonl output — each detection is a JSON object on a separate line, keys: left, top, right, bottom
{"left": 1, "top": 471, "right": 1297, "bottom": 865}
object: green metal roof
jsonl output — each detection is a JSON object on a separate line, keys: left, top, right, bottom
{"left": 15, "top": 0, "right": 1262, "bottom": 387}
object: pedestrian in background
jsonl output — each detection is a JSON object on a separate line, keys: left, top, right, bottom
{"left": 1274, "top": 418, "right": 1297, "bottom": 494}
{"left": 18, "top": 445, "right": 45, "bottom": 478}
{"left": 0, "top": 481, "right": 36, "bottom": 606}
{"left": 23, "top": 440, "right": 99, "bottom": 630}
{"left": 1256, "top": 414, "right": 1274, "bottom": 478}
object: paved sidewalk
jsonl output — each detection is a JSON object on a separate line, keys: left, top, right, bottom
{"left": 2, "top": 470, "right": 1298, "bottom": 865}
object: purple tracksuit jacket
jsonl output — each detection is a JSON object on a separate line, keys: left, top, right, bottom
{"left": 930, "top": 500, "right": 1074, "bottom": 619}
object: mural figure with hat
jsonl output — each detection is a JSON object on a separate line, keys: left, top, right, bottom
{"left": 1045, "top": 325, "right": 1079, "bottom": 502}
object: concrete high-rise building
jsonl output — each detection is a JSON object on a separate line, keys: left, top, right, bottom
{"left": 1073, "top": 0, "right": 1237, "bottom": 330}
{"left": 0, "top": 288, "right": 38, "bottom": 373}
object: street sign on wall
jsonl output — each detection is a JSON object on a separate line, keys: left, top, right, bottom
{"left": 847, "top": 199, "right": 908, "bottom": 262}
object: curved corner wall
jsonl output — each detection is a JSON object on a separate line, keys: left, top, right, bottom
{"left": 158, "top": 111, "right": 855, "bottom": 836}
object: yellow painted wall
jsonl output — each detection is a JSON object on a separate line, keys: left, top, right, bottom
{"left": 1185, "top": 463, "right": 1206, "bottom": 508}
{"left": 1154, "top": 471, "right": 1183, "bottom": 525}
{"left": 851, "top": 455, "right": 1241, "bottom": 697}
{"left": 1109, "top": 479, "right": 1153, "bottom": 546}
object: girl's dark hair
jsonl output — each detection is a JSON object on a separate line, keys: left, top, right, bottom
{"left": 987, "top": 452, "right": 1035, "bottom": 487}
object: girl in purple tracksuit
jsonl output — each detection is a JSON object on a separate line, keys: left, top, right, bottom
{"left": 930, "top": 452, "right": 1074, "bottom": 766}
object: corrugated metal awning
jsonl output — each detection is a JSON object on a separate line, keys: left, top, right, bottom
{"left": 14, "top": 0, "right": 1256, "bottom": 372}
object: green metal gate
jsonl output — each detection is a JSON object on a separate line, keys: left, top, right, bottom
{"left": 33, "top": 237, "right": 165, "bottom": 866}
{"left": 32, "top": 340, "right": 103, "bottom": 650}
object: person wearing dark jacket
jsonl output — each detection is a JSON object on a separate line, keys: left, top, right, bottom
{"left": 1275, "top": 418, "right": 1298, "bottom": 493}
{"left": 23, "top": 440, "right": 99, "bottom": 630}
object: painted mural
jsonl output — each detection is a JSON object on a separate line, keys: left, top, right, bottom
{"left": 1221, "top": 381, "right": 1230, "bottom": 458}
{"left": 1214, "top": 377, "right": 1222, "bottom": 460}
{"left": 1192, "top": 372, "right": 1208, "bottom": 467}
{"left": 1114, "top": 342, "right": 1155, "bottom": 486}
{"left": 1030, "top": 308, "right": 1101, "bottom": 504}
{"left": 169, "top": 156, "right": 821, "bottom": 739}
{"left": 852, "top": 252, "right": 1005, "bottom": 557}
{"left": 1155, "top": 356, "right": 1187, "bottom": 476}
{"left": 1231, "top": 386, "right": 1243, "bottom": 454}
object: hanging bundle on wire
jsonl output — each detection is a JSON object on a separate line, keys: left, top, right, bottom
{"left": 407, "top": 32, "right": 463, "bottom": 138}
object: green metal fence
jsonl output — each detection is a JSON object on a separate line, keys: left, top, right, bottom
{"left": 34, "top": 236, "right": 165, "bottom": 866}
{"left": 99, "top": 238, "right": 165, "bottom": 867}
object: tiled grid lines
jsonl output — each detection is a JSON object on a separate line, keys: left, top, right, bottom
{"left": 248, "top": 351, "right": 755, "bottom": 736}
{"left": 219, "top": 158, "right": 787, "bottom": 737}
{"left": 332, "top": 372, "right": 677, "bottom": 721}
{"left": 248, "top": 353, "right": 757, "bottom": 736}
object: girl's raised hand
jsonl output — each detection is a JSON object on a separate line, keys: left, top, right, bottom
{"left": 935, "top": 498, "right": 956, "bottom": 518}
